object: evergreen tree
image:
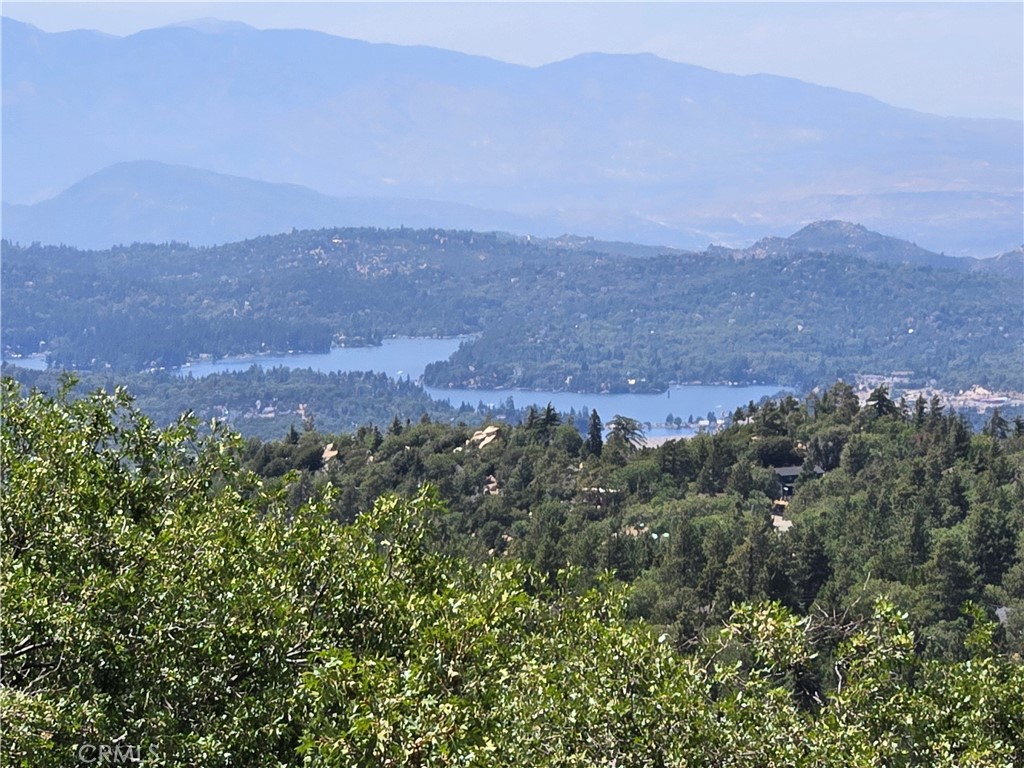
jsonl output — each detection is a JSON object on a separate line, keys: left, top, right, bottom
{"left": 983, "top": 408, "right": 1009, "bottom": 439}
{"left": 586, "top": 409, "right": 603, "bottom": 458}
{"left": 913, "top": 394, "right": 928, "bottom": 427}
{"left": 607, "top": 414, "right": 645, "bottom": 451}
{"left": 5, "top": 379, "right": 1024, "bottom": 766}
{"left": 866, "top": 385, "right": 900, "bottom": 419}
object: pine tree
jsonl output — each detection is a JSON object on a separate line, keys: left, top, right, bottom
{"left": 586, "top": 409, "right": 603, "bottom": 458}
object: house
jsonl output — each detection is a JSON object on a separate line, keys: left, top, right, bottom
{"left": 772, "top": 464, "right": 824, "bottom": 497}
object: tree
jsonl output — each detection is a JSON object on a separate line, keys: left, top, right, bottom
{"left": 819, "top": 381, "right": 860, "bottom": 424}
{"left": 586, "top": 409, "right": 603, "bottom": 457}
{"left": 3, "top": 379, "right": 319, "bottom": 765}
{"left": 806, "top": 427, "right": 849, "bottom": 472}
{"left": 726, "top": 460, "right": 755, "bottom": 499}
{"left": 695, "top": 435, "right": 729, "bottom": 494}
{"left": 983, "top": 408, "right": 1009, "bottom": 439}
{"left": 606, "top": 414, "right": 645, "bottom": 451}
{"left": 925, "top": 529, "right": 979, "bottom": 621}
{"left": 966, "top": 489, "right": 1017, "bottom": 585}
{"left": 866, "top": 385, "right": 900, "bottom": 419}
{"left": 525, "top": 402, "right": 561, "bottom": 445}
{"left": 913, "top": 394, "right": 928, "bottom": 427}
{"left": 5, "top": 378, "right": 1024, "bottom": 767}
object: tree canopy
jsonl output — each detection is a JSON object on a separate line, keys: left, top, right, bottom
{"left": 4, "top": 228, "right": 1020, "bottom": 391}
{"left": 3, "top": 378, "right": 1024, "bottom": 766}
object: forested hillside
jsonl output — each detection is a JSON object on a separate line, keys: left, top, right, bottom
{"left": 3, "top": 365, "right": 486, "bottom": 441}
{"left": 4, "top": 378, "right": 1023, "bottom": 766}
{"left": 3, "top": 226, "right": 1020, "bottom": 391}
{"left": 5, "top": 12, "right": 1021, "bottom": 766}
{"left": 229, "top": 382, "right": 1024, "bottom": 655}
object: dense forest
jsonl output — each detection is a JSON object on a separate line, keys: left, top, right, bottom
{"left": 4, "top": 377, "right": 1023, "bottom": 765}
{"left": 228, "top": 381, "right": 1024, "bottom": 657}
{"left": 1, "top": 365, "right": 484, "bottom": 441}
{"left": 4, "top": 224, "right": 1022, "bottom": 763}
{"left": 4, "top": 226, "right": 1020, "bottom": 392}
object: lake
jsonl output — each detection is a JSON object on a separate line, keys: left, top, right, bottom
{"left": 2, "top": 353, "right": 49, "bottom": 371}
{"left": 175, "top": 337, "right": 782, "bottom": 433}
{"left": 176, "top": 336, "right": 467, "bottom": 380}
{"left": 422, "top": 384, "right": 782, "bottom": 436}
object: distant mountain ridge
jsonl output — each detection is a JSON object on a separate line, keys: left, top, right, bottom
{"left": 3, "top": 16, "right": 1020, "bottom": 256}
{"left": 2, "top": 159, "right": 1018, "bottom": 276}
{"left": 979, "top": 246, "right": 1024, "bottom": 279}
{"left": 0, "top": 161, "right": 543, "bottom": 249}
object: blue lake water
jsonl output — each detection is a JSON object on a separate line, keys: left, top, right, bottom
{"left": 424, "top": 385, "right": 781, "bottom": 436}
{"left": 2, "top": 354, "right": 49, "bottom": 371}
{"left": 174, "top": 337, "right": 782, "bottom": 433}
{"left": 176, "top": 337, "right": 467, "bottom": 380}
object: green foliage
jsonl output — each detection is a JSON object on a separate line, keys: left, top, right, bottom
{"left": 4, "top": 228, "right": 1021, "bottom": 391}
{"left": 606, "top": 414, "right": 645, "bottom": 452}
{"left": 225, "top": 380, "right": 1024, "bottom": 655}
{"left": 585, "top": 408, "right": 603, "bottom": 458}
{"left": 5, "top": 365, "right": 476, "bottom": 441}
{"left": 4, "top": 379, "right": 1024, "bottom": 766}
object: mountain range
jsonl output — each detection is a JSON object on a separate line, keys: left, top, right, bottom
{"left": 2, "top": 17, "right": 1021, "bottom": 256}
{"left": 0, "top": 161, "right": 540, "bottom": 249}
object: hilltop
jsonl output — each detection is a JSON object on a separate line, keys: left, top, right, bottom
{"left": 0, "top": 161, "right": 538, "bottom": 250}
{"left": 3, "top": 224, "right": 1020, "bottom": 392}
{"left": 725, "top": 220, "right": 1020, "bottom": 273}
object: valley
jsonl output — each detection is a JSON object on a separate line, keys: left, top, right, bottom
{"left": 3, "top": 8, "right": 1022, "bottom": 765}
{"left": 4, "top": 223, "right": 1020, "bottom": 394}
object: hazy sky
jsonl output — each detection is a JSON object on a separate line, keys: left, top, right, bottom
{"left": 4, "top": 2, "right": 1022, "bottom": 120}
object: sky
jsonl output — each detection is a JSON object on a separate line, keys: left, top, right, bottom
{"left": 2, "top": 2, "right": 1022, "bottom": 121}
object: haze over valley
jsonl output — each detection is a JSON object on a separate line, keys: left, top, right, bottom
{"left": 3, "top": 16, "right": 1021, "bottom": 256}
{"left": 3, "top": 9, "right": 1021, "bottom": 435}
